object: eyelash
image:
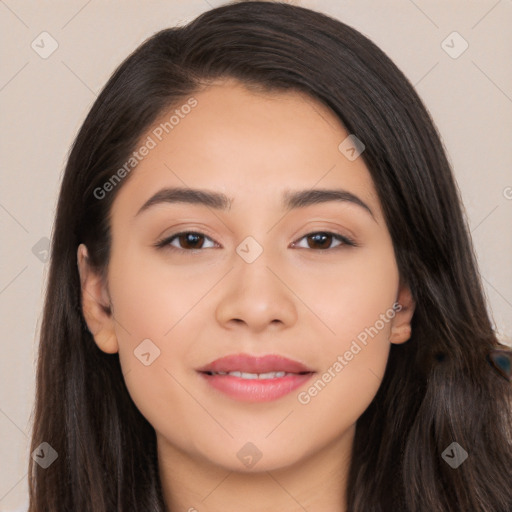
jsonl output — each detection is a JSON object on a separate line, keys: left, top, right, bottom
{"left": 154, "top": 230, "right": 357, "bottom": 252}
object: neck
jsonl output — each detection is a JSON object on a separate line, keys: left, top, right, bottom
{"left": 157, "top": 425, "right": 354, "bottom": 512}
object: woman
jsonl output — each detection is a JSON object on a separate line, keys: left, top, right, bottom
{"left": 28, "top": 1, "right": 512, "bottom": 511}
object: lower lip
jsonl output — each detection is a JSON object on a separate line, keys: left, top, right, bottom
{"left": 198, "top": 372, "right": 314, "bottom": 402}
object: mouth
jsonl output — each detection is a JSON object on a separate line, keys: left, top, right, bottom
{"left": 196, "top": 354, "right": 315, "bottom": 402}
{"left": 202, "top": 370, "right": 309, "bottom": 379}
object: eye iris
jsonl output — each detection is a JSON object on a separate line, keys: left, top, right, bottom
{"left": 308, "top": 232, "right": 331, "bottom": 249}
{"left": 180, "top": 233, "right": 203, "bottom": 249}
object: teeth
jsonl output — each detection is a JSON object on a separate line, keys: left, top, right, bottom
{"left": 258, "top": 371, "right": 286, "bottom": 379}
{"left": 210, "top": 371, "right": 288, "bottom": 379}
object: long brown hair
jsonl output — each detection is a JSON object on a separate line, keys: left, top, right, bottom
{"left": 29, "top": 1, "right": 512, "bottom": 510}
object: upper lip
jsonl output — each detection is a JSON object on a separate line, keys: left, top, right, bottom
{"left": 197, "top": 354, "right": 314, "bottom": 374}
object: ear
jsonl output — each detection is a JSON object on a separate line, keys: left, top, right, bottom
{"left": 77, "top": 243, "right": 118, "bottom": 354}
{"left": 389, "top": 282, "right": 416, "bottom": 345}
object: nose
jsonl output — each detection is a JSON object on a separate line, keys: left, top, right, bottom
{"left": 214, "top": 248, "right": 298, "bottom": 334}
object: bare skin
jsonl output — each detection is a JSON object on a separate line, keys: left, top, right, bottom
{"left": 78, "top": 79, "right": 415, "bottom": 512}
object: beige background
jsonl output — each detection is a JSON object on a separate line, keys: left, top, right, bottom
{"left": 1, "top": 1, "right": 511, "bottom": 509}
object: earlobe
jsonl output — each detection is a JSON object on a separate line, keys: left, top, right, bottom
{"left": 77, "top": 244, "right": 118, "bottom": 354}
{"left": 389, "top": 284, "right": 416, "bottom": 345}
{"left": 389, "top": 324, "right": 412, "bottom": 344}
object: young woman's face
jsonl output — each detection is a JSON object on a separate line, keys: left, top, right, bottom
{"left": 81, "top": 79, "right": 414, "bottom": 474}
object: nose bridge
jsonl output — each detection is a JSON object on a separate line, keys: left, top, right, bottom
{"left": 214, "top": 234, "right": 297, "bottom": 331}
{"left": 233, "top": 233, "right": 281, "bottom": 303}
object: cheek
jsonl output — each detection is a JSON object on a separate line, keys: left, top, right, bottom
{"left": 294, "top": 347, "right": 388, "bottom": 453}
{"left": 106, "top": 251, "right": 214, "bottom": 430}
{"left": 108, "top": 249, "right": 216, "bottom": 342}
{"left": 298, "top": 248, "right": 398, "bottom": 397}
{"left": 298, "top": 246, "right": 399, "bottom": 349}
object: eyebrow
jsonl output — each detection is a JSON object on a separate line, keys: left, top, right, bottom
{"left": 136, "top": 186, "right": 374, "bottom": 219}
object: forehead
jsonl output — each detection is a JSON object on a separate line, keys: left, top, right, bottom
{"left": 110, "top": 79, "right": 380, "bottom": 219}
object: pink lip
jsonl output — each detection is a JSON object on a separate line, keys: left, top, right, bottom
{"left": 197, "top": 354, "right": 313, "bottom": 374}
{"left": 196, "top": 354, "right": 315, "bottom": 402}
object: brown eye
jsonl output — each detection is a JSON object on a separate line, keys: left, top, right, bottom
{"left": 306, "top": 233, "right": 333, "bottom": 249}
{"left": 292, "top": 231, "right": 356, "bottom": 250}
{"left": 176, "top": 232, "right": 205, "bottom": 249}
{"left": 156, "top": 231, "right": 217, "bottom": 251}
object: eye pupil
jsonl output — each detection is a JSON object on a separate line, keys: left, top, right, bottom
{"left": 308, "top": 232, "right": 331, "bottom": 249}
{"left": 181, "top": 233, "right": 203, "bottom": 248}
